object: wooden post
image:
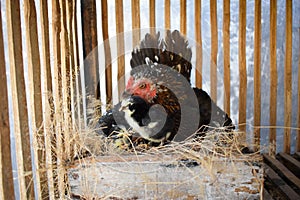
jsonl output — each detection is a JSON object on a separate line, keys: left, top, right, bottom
{"left": 24, "top": 0, "right": 48, "bottom": 198}
{"left": 210, "top": 0, "right": 218, "bottom": 101}
{"left": 297, "top": 30, "right": 300, "bottom": 152}
{"left": 116, "top": 0, "right": 125, "bottom": 100}
{"left": 269, "top": 0, "right": 277, "bottom": 155}
{"left": 131, "top": 0, "right": 140, "bottom": 47}
{"left": 0, "top": 4, "right": 15, "bottom": 199}
{"left": 253, "top": 0, "right": 261, "bottom": 152}
{"left": 149, "top": 0, "right": 156, "bottom": 35}
{"left": 165, "top": 0, "right": 170, "bottom": 30}
{"left": 180, "top": 0, "right": 187, "bottom": 35}
{"left": 284, "top": 0, "right": 292, "bottom": 154}
{"left": 6, "top": 0, "right": 35, "bottom": 198}
{"left": 195, "top": 0, "right": 202, "bottom": 88}
{"left": 238, "top": 0, "right": 247, "bottom": 134}
{"left": 102, "top": 0, "right": 113, "bottom": 106}
{"left": 40, "top": 0, "right": 56, "bottom": 198}
{"left": 52, "top": 0, "right": 63, "bottom": 197}
{"left": 223, "top": 0, "right": 230, "bottom": 115}
{"left": 81, "top": 0, "right": 99, "bottom": 113}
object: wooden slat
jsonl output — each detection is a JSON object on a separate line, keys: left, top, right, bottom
{"left": 298, "top": 31, "right": 300, "bottom": 152}
{"left": 269, "top": 0, "right": 277, "bottom": 156}
{"left": 59, "top": 2, "right": 72, "bottom": 196}
{"left": 180, "top": 0, "right": 186, "bottom": 35}
{"left": 102, "top": 0, "right": 112, "bottom": 105}
{"left": 223, "top": 0, "right": 230, "bottom": 115}
{"left": 6, "top": 0, "right": 35, "bottom": 198}
{"left": 253, "top": 0, "right": 261, "bottom": 152}
{"left": 116, "top": 0, "right": 125, "bottom": 100}
{"left": 73, "top": 1, "right": 83, "bottom": 131}
{"left": 277, "top": 153, "right": 300, "bottom": 178}
{"left": 81, "top": 0, "right": 99, "bottom": 106}
{"left": 238, "top": 0, "right": 247, "bottom": 133}
{"left": 24, "top": 0, "right": 48, "bottom": 198}
{"left": 39, "top": 0, "right": 56, "bottom": 198}
{"left": 165, "top": 0, "right": 170, "bottom": 30}
{"left": 284, "top": 0, "right": 292, "bottom": 154}
{"left": 294, "top": 152, "right": 300, "bottom": 161}
{"left": 195, "top": 0, "right": 202, "bottom": 88}
{"left": 264, "top": 164, "right": 300, "bottom": 199}
{"left": 0, "top": 4, "right": 15, "bottom": 199}
{"left": 131, "top": 0, "right": 140, "bottom": 47}
{"left": 210, "top": 0, "right": 218, "bottom": 102}
{"left": 264, "top": 154, "right": 300, "bottom": 193}
{"left": 149, "top": 0, "right": 156, "bottom": 35}
{"left": 52, "top": 0, "right": 62, "bottom": 198}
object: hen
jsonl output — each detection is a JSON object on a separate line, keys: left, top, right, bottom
{"left": 96, "top": 30, "right": 234, "bottom": 145}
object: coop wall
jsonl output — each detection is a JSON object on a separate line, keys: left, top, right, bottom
{"left": 0, "top": 0, "right": 299, "bottom": 199}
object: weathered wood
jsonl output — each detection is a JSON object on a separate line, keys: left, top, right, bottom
{"left": 115, "top": 0, "right": 125, "bottom": 100}
{"left": 269, "top": 0, "right": 277, "bottom": 156}
{"left": 81, "top": 0, "right": 99, "bottom": 102}
{"left": 102, "top": 0, "right": 113, "bottom": 105}
{"left": 294, "top": 152, "right": 300, "bottom": 161}
{"left": 131, "top": 0, "right": 140, "bottom": 47}
{"left": 277, "top": 153, "right": 300, "bottom": 178}
{"left": 210, "top": 0, "right": 218, "bottom": 102}
{"left": 298, "top": 32, "right": 300, "bottom": 152}
{"left": 165, "top": 0, "right": 170, "bottom": 30}
{"left": 253, "top": 0, "right": 261, "bottom": 152}
{"left": 68, "top": 155, "right": 262, "bottom": 199}
{"left": 238, "top": 0, "right": 247, "bottom": 133}
{"left": 39, "top": 0, "right": 56, "bottom": 198}
{"left": 223, "top": 0, "right": 230, "bottom": 115}
{"left": 149, "top": 0, "right": 156, "bottom": 35}
{"left": 6, "top": 0, "right": 35, "bottom": 198}
{"left": 284, "top": 0, "right": 292, "bottom": 154}
{"left": 264, "top": 165, "right": 300, "bottom": 199}
{"left": 180, "top": 0, "right": 186, "bottom": 35}
{"left": 195, "top": 0, "right": 202, "bottom": 88}
{"left": 24, "top": 0, "right": 48, "bottom": 198}
{"left": 264, "top": 154, "right": 300, "bottom": 193}
{"left": 52, "top": 0, "right": 63, "bottom": 198}
{"left": 0, "top": 4, "right": 15, "bottom": 199}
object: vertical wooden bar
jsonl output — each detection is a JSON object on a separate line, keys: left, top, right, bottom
{"left": 6, "top": 0, "right": 35, "bottom": 198}
{"left": 24, "top": 0, "right": 48, "bottom": 198}
{"left": 81, "top": 0, "right": 99, "bottom": 107}
{"left": 284, "top": 0, "right": 292, "bottom": 154}
{"left": 210, "top": 0, "right": 218, "bottom": 102}
{"left": 40, "top": 0, "right": 55, "bottom": 198}
{"left": 195, "top": 0, "right": 202, "bottom": 88}
{"left": 73, "top": 1, "right": 83, "bottom": 130}
{"left": 59, "top": 0, "right": 71, "bottom": 196}
{"left": 180, "top": 0, "right": 187, "bottom": 35}
{"left": 223, "top": 0, "right": 230, "bottom": 115}
{"left": 52, "top": 0, "right": 62, "bottom": 197}
{"left": 297, "top": 34, "right": 300, "bottom": 152}
{"left": 102, "top": 0, "right": 113, "bottom": 105}
{"left": 131, "top": 0, "right": 140, "bottom": 47}
{"left": 269, "top": 0, "right": 277, "bottom": 155}
{"left": 67, "top": 0, "right": 76, "bottom": 131}
{"left": 149, "top": 0, "right": 156, "bottom": 35}
{"left": 165, "top": 0, "right": 170, "bottom": 30}
{"left": 253, "top": 0, "right": 261, "bottom": 152}
{"left": 0, "top": 4, "right": 15, "bottom": 199}
{"left": 116, "top": 0, "right": 125, "bottom": 99}
{"left": 238, "top": 0, "right": 247, "bottom": 133}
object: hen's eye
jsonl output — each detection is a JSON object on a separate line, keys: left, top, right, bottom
{"left": 139, "top": 83, "right": 146, "bottom": 89}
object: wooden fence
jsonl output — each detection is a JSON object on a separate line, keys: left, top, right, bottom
{"left": 0, "top": 0, "right": 299, "bottom": 199}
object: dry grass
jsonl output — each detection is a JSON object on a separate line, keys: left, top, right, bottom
{"left": 32, "top": 96, "right": 264, "bottom": 199}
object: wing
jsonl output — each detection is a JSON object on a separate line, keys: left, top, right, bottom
{"left": 95, "top": 102, "right": 130, "bottom": 136}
